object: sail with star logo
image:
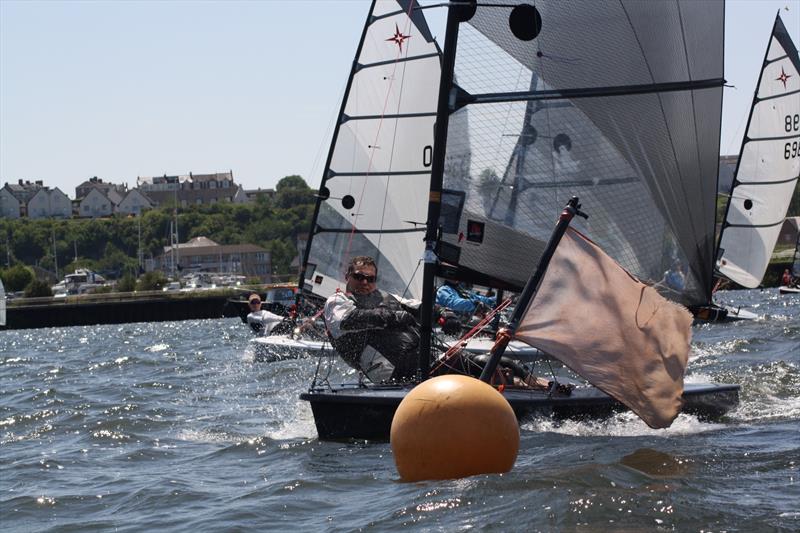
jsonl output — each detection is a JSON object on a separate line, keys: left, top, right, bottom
{"left": 299, "top": 0, "right": 440, "bottom": 301}
{"left": 716, "top": 12, "right": 800, "bottom": 288}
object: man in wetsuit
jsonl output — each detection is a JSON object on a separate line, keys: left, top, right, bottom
{"left": 324, "top": 256, "right": 420, "bottom": 383}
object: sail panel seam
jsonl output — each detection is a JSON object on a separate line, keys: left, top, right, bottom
{"left": 357, "top": 52, "right": 439, "bottom": 70}
{"left": 342, "top": 112, "right": 437, "bottom": 122}
{"left": 461, "top": 78, "right": 725, "bottom": 105}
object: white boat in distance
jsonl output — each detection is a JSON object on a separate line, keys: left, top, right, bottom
{"left": 250, "top": 334, "right": 544, "bottom": 363}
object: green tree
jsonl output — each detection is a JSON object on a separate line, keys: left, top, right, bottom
{"left": 137, "top": 271, "right": 167, "bottom": 291}
{"left": 24, "top": 279, "right": 53, "bottom": 298}
{"left": 116, "top": 273, "right": 137, "bottom": 292}
{"left": 1, "top": 264, "right": 34, "bottom": 292}
{"left": 275, "top": 175, "right": 314, "bottom": 209}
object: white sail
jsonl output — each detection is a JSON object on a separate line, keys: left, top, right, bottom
{"left": 301, "top": 0, "right": 440, "bottom": 301}
{"left": 717, "top": 14, "right": 800, "bottom": 288}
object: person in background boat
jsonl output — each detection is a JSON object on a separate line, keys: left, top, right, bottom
{"left": 661, "top": 259, "right": 687, "bottom": 292}
{"left": 324, "top": 256, "right": 421, "bottom": 383}
{"left": 246, "top": 293, "right": 284, "bottom": 336}
{"left": 436, "top": 279, "right": 496, "bottom": 318}
{"left": 781, "top": 268, "right": 794, "bottom": 287}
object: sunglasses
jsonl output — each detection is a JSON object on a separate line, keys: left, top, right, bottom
{"left": 249, "top": 300, "right": 261, "bottom": 305}
{"left": 350, "top": 272, "right": 376, "bottom": 283}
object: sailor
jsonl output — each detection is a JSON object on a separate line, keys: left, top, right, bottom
{"left": 436, "top": 279, "right": 496, "bottom": 318}
{"left": 782, "top": 268, "right": 793, "bottom": 287}
{"left": 246, "top": 293, "right": 284, "bottom": 335}
{"left": 324, "top": 256, "right": 420, "bottom": 383}
{"left": 662, "top": 259, "right": 687, "bottom": 292}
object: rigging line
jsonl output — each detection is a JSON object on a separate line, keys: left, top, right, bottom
{"left": 377, "top": 8, "right": 417, "bottom": 256}
{"left": 401, "top": 258, "right": 423, "bottom": 299}
{"left": 622, "top": 1, "right": 705, "bottom": 289}
{"left": 342, "top": 1, "right": 414, "bottom": 274}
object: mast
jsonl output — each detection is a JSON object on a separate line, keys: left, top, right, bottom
{"left": 52, "top": 225, "right": 58, "bottom": 280}
{"left": 479, "top": 197, "right": 585, "bottom": 381}
{"left": 417, "top": 1, "right": 471, "bottom": 380}
{"left": 296, "top": 1, "right": 380, "bottom": 302}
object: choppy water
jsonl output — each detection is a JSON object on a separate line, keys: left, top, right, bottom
{"left": 1, "top": 288, "right": 798, "bottom": 532}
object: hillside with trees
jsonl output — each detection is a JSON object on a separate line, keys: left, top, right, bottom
{"left": 0, "top": 175, "right": 315, "bottom": 285}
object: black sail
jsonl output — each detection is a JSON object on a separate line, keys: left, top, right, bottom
{"left": 439, "top": 0, "right": 725, "bottom": 307}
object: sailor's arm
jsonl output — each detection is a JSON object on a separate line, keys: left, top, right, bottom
{"left": 436, "top": 285, "right": 477, "bottom": 314}
{"left": 324, "top": 292, "right": 413, "bottom": 338}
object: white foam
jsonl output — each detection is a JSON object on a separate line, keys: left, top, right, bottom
{"left": 521, "top": 411, "right": 725, "bottom": 437}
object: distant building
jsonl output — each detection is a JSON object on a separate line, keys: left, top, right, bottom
{"left": 779, "top": 217, "right": 799, "bottom": 247}
{"left": 77, "top": 188, "right": 114, "bottom": 218}
{"left": 137, "top": 171, "right": 237, "bottom": 207}
{"left": 75, "top": 176, "right": 127, "bottom": 200}
{"left": 718, "top": 154, "right": 739, "bottom": 192}
{"left": 4, "top": 180, "right": 44, "bottom": 217}
{"left": 117, "top": 189, "right": 153, "bottom": 216}
{"left": 27, "top": 187, "right": 72, "bottom": 219}
{"left": 238, "top": 187, "right": 276, "bottom": 204}
{"left": 153, "top": 236, "right": 271, "bottom": 281}
{"left": 232, "top": 185, "right": 249, "bottom": 204}
{"left": 0, "top": 187, "right": 21, "bottom": 218}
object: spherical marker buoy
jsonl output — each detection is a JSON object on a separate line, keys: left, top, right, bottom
{"left": 390, "top": 375, "right": 519, "bottom": 482}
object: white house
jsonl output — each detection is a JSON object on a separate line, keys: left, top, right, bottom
{"left": 233, "top": 184, "right": 249, "bottom": 204}
{"left": 78, "top": 188, "right": 113, "bottom": 218}
{"left": 27, "top": 187, "right": 72, "bottom": 219}
{"left": 117, "top": 189, "right": 153, "bottom": 216}
{"left": 0, "top": 188, "right": 20, "bottom": 218}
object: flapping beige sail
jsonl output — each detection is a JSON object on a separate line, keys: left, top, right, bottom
{"left": 514, "top": 228, "right": 692, "bottom": 429}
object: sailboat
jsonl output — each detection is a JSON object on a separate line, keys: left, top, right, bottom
{"left": 297, "top": 0, "right": 740, "bottom": 441}
{"left": 712, "top": 12, "right": 800, "bottom": 309}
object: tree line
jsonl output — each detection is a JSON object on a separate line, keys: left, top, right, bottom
{"left": 0, "top": 175, "right": 316, "bottom": 293}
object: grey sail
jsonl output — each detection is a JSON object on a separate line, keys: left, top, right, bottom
{"left": 438, "top": 0, "right": 725, "bottom": 307}
{"left": 716, "top": 13, "right": 800, "bottom": 288}
{"left": 301, "top": 0, "right": 440, "bottom": 301}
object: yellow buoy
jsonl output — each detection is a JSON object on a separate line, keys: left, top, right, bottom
{"left": 390, "top": 374, "right": 519, "bottom": 482}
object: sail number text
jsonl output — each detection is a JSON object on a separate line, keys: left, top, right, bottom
{"left": 784, "top": 115, "right": 800, "bottom": 160}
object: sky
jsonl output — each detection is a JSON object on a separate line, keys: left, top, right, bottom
{"left": 1, "top": 0, "right": 798, "bottom": 197}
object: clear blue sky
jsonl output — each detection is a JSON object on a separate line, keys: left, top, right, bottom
{"left": 1, "top": 0, "right": 797, "bottom": 196}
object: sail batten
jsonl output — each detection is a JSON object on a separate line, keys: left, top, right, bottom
{"left": 462, "top": 78, "right": 726, "bottom": 105}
